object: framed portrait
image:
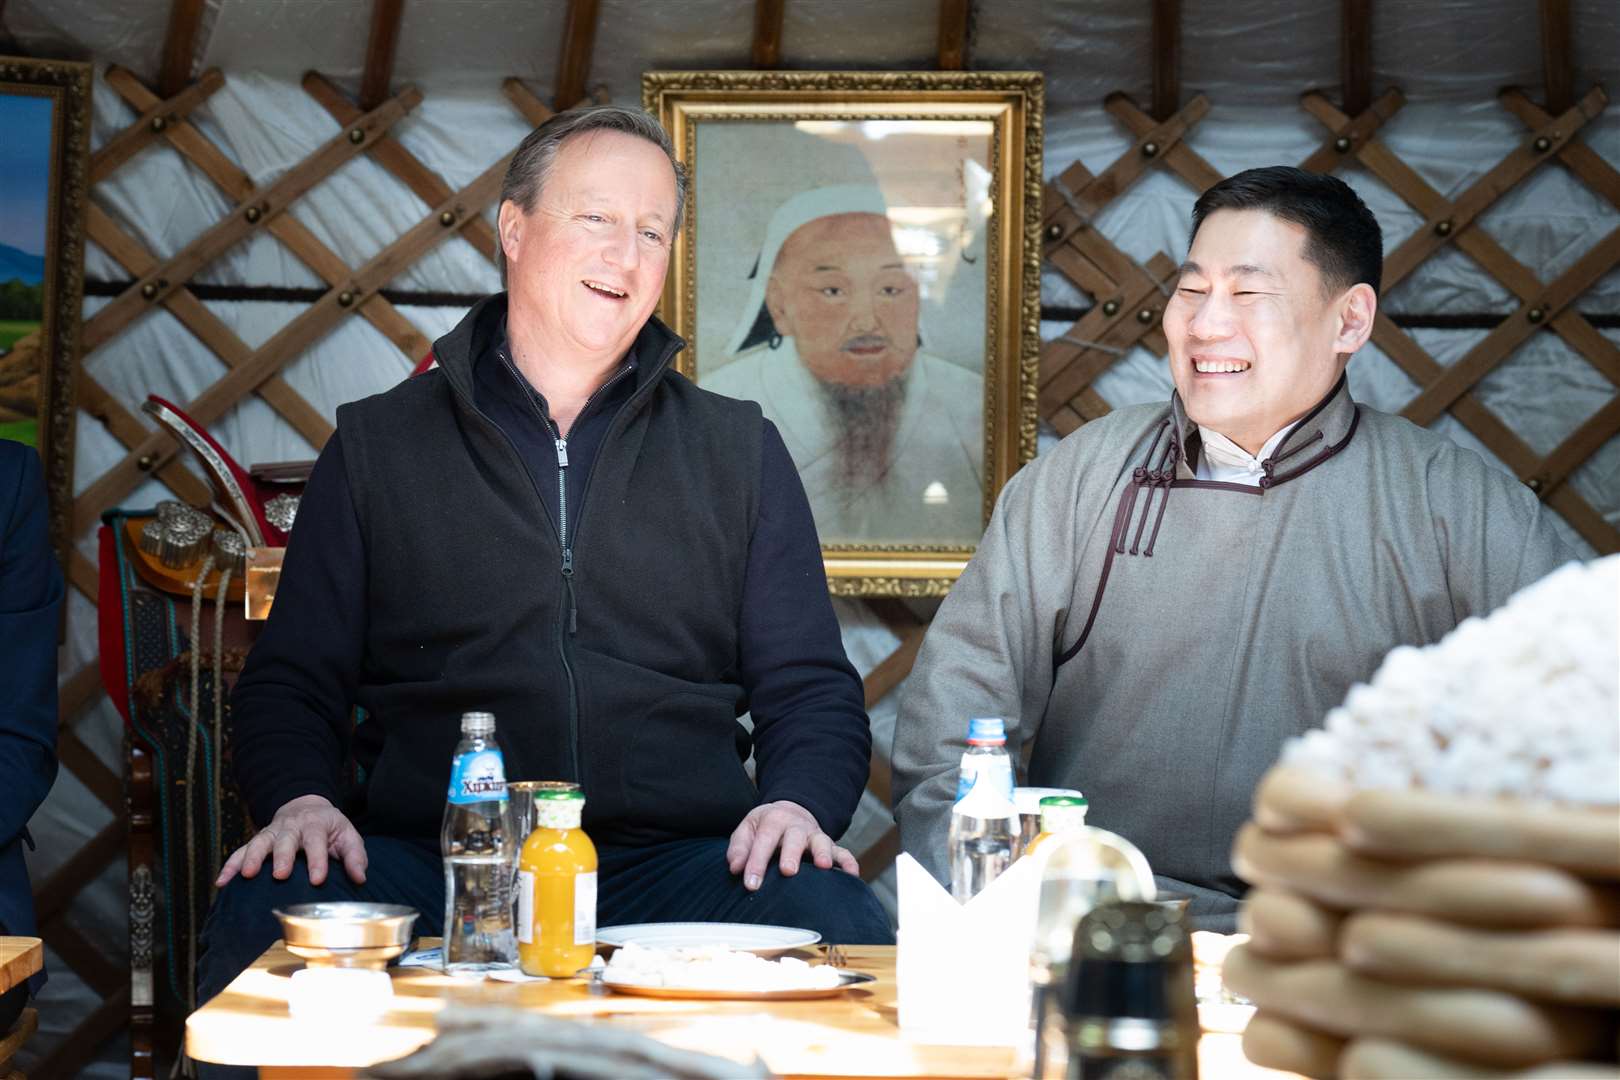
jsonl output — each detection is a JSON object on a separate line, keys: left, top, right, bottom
{"left": 0, "top": 56, "right": 89, "bottom": 565}
{"left": 645, "top": 71, "right": 1042, "bottom": 596}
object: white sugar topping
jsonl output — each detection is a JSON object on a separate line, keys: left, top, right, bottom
{"left": 1283, "top": 555, "right": 1619, "bottom": 805}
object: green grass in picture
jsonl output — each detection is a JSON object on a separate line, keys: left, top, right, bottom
{"left": 0, "top": 319, "right": 40, "bottom": 350}
{"left": 0, "top": 420, "right": 38, "bottom": 447}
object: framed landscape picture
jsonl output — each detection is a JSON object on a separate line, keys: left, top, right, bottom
{"left": 645, "top": 71, "right": 1042, "bottom": 596}
{"left": 0, "top": 56, "right": 89, "bottom": 562}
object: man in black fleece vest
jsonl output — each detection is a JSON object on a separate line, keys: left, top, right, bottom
{"left": 198, "top": 105, "right": 891, "bottom": 1019}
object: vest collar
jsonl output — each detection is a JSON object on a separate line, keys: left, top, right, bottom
{"left": 1171, "top": 372, "right": 1358, "bottom": 489}
{"left": 431, "top": 293, "right": 687, "bottom": 415}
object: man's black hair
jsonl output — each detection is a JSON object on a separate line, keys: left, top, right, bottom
{"left": 1190, "top": 166, "right": 1383, "bottom": 298}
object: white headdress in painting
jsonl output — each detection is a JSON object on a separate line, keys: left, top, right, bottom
{"left": 723, "top": 184, "right": 892, "bottom": 357}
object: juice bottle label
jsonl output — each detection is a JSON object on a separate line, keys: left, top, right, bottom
{"left": 574, "top": 871, "right": 597, "bottom": 945}
{"left": 448, "top": 748, "right": 508, "bottom": 805}
{"left": 515, "top": 869, "right": 534, "bottom": 945}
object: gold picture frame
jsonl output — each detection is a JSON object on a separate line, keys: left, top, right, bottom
{"left": 644, "top": 71, "right": 1042, "bottom": 596}
{"left": 0, "top": 56, "right": 89, "bottom": 567}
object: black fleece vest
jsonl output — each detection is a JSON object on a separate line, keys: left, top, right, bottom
{"left": 337, "top": 302, "right": 764, "bottom": 847}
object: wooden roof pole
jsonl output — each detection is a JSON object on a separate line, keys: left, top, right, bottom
{"left": 554, "top": 0, "right": 601, "bottom": 112}
{"left": 158, "top": 0, "right": 206, "bottom": 97}
{"left": 1540, "top": 0, "right": 1572, "bottom": 114}
{"left": 752, "top": 0, "right": 785, "bottom": 69}
{"left": 359, "top": 0, "right": 406, "bottom": 110}
{"left": 1151, "top": 0, "right": 1180, "bottom": 122}
{"left": 937, "top": 0, "right": 972, "bottom": 71}
{"left": 1341, "top": 0, "right": 1371, "bottom": 115}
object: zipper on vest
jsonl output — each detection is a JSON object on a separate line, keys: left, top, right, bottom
{"left": 559, "top": 574, "right": 582, "bottom": 783}
{"left": 552, "top": 433, "right": 581, "bottom": 782}
{"left": 555, "top": 435, "right": 572, "bottom": 576}
{"left": 553, "top": 431, "right": 580, "bottom": 782}
{"left": 489, "top": 348, "right": 638, "bottom": 790}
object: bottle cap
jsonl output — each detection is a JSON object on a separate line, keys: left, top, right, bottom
{"left": 966, "top": 717, "right": 1007, "bottom": 745}
{"left": 534, "top": 788, "right": 585, "bottom": 830}
{"left": 460, "top": 711, "right": 496, "bottom": 736}
{"left": 1039, "top": 795, "right": 1089, "bottom": 834}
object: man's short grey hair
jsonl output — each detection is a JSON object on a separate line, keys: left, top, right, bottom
{"left": 497, "top": 103, "right": 687, "bottom": 286}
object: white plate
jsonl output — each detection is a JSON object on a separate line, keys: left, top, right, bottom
{"left": 596, "top": 922, "right": 821, "bottom": 956}
{"left": 602, "top": 969, "right": 874, "bottom": 1001}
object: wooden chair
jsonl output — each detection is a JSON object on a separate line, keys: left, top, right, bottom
{"left": 100, "top": 511, "right": 260, "bottom": 1078}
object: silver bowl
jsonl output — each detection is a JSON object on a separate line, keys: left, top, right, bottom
{"left": 273, "top": 902, "right": 419, "bottom": 970}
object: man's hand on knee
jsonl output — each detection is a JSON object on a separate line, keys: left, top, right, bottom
{"left": 726, "top": 800, "right": 859, "bottom": 891}
{"left": 215, "top": 794, "right": 369, "bottom": 888}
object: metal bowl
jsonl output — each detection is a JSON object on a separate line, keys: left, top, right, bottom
{"left": 273, "top": 902, "right": 419, "bottom": 970}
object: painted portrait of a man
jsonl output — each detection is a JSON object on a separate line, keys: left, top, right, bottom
{"left": 701, "top": 185, "right": 984, "bottom": 546}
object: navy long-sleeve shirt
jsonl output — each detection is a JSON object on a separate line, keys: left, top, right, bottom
{"left": 0, "top": 441, "right": 60, "bottom": 976}
{"left": 232, "top": 336, "right": 870, "bottom": 839}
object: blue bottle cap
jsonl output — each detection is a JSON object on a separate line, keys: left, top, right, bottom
{"left": 966, "top": 717, "right": 1006, "bottom": 744}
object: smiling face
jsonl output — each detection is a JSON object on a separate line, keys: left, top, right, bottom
{"left": 765, "top": 212, "right": 920, "bottom": 389}
{"left": 497, "top": 129, "right": 677, "bottom": 365}
{"left": 1163, "top": 208, "right": 1376, "bottom": 454}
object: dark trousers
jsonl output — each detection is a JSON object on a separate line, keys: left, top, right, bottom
{"left": 196, "top": 834, "right": 892, "bottom": 1074}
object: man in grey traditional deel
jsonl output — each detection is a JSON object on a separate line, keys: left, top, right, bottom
{"left": 892, "top": 166, "right": 1576, "bottom": 930}
{"left": 701, "top": 185, "right": 983, "bottom": 545}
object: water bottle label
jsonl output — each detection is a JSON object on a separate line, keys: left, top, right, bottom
{"left": 515, "top": 869, "right": 534, "bottom": 944}
{"left": 574, "top": 871, "right": 597, "bottom": 945}
{"left": 954, "top": 756, "right": 1013, "bottom": 804}
{"left": 954, "top": 769, "right": 977, "bottom": 802}
{"left": 448, "top": 748, "right": 509, "bottom": 805}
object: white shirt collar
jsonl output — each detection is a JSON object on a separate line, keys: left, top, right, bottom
{"left": 1194, "top": 421, "right": 1301, "bottom": 484}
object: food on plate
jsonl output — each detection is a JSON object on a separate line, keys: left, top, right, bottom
{"left": 602, "top": 942, "right": 844, "bottom": 992}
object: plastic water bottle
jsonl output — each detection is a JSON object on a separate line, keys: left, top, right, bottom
{"left": 948, "top": 716, "right": 1019, "bottom": 902}
{"left": 442, "top": 711, "right": 518, "bottom": 974}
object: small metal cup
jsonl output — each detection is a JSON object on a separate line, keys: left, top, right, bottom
{"left": 274, "top": 901, "right": 419, "bottom": 970}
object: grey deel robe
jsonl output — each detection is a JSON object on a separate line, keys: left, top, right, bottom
{"left": 891, "top": 376, "right": 1576, "bottom": 931}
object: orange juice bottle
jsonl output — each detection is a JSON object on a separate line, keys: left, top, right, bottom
{"left": 516, "top": 789, "right": 597, "bottom": 976}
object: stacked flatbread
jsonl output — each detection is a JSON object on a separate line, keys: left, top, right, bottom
{"left": 1224, "top": 556, "right": 1620, "bottom": 1078}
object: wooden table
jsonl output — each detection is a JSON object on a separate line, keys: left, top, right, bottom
{"left": 0, "top": 937, "right": 42, "bottom": 995}
{"left": 187, "top": 942, "right": 1292, "bottom": 1079}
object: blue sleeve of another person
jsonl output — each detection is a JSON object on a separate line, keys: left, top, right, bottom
{"left": 739, "top": 420, "right": 872, "bottom": 840}
{"left": 0, "top": 440, "right": 63, "bottom": 954}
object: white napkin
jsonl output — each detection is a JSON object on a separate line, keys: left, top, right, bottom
{"left": 895, "top": 852, "right": 1041, "bottom": 1046}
